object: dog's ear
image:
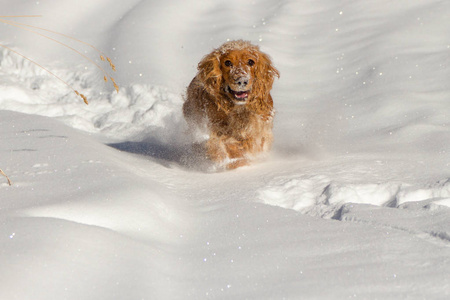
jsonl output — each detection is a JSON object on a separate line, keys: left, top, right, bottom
{"left": 197, "top": 50, "right": 222, "bottom": 95}
{"left": 254, "top": 51, "right": 280, "bottom": 98}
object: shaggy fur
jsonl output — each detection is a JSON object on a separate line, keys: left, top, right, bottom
{"left": 183, "top": 40, "right": 279, "bottom": 169}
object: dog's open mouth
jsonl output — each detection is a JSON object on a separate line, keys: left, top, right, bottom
{"left": 227, "top": 87, "right": 250, "bottom": 103}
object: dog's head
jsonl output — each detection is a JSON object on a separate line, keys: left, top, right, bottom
{"left": 197, "top": 40, "right": 279, "bottom": 106}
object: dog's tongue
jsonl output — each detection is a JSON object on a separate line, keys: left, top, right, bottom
{"left": 235, "top": 91, "right": 248, "bottom": 99}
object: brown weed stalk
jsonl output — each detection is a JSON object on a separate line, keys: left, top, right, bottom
{"left": 0, "top": 169, "right": 12, "bottom": 186}
{"left": 0, "top": 15, "right": 118, "bottom": 104}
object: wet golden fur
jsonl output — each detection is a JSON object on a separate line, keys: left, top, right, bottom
{"left": 183, "top": 40, "right": 279, "bottom": 169}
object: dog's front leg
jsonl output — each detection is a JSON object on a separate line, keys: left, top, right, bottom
{"left": 206, "top": 134, "right": 250, "bottom": 170}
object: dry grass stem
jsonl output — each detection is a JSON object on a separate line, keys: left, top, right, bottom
{"left": 110, "top": 77, "right": 119, "bottom": 92}
{"left": 0, "top": 15, "right": 119, "bottom": 104}
{"left": 0, "top": 169, "right": 12, "bottom": 186}
{"left": 80, "top": 94, "right": 88, "bottom": 105}
{"left": 106, "top": 57, "right": 116, "bottom": 71}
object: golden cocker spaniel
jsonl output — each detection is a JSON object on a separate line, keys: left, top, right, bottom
{"left": 183, "top": 40, "right": 279, "bottom": 170}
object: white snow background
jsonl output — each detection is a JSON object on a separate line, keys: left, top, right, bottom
{"left": 1, "top": 0, "right": 450, "bottom": 299}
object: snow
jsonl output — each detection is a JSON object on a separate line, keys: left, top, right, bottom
{"left": 0, "top": 0, "right": 450, "bottom": 299}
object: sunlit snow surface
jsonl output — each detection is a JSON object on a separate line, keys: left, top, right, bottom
{"left": 1, "top": 0, "right": 449, "bottom": 299}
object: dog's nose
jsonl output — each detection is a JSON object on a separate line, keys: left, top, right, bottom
{"left": 236, "top": 76, "right": 249, "bottom": 87}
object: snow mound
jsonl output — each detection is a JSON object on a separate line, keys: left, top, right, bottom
{"left": 259, "top": 172, "right": 450, "bottom": 218}
{"left": 398, "top": 178, "right": 450, "bottom": 207}
{"left": 0, "top": 48, "right": 185, "bottom": 143}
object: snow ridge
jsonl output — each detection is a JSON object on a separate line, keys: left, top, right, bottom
{"left": 259, "top": 174, "right": 450, "bottom": 216}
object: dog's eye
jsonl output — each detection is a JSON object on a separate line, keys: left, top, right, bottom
{"left": 248, "top": 59, "right": 255, "bottom": 66}
{"left": 224, "top": 60, "right": 232, "bottom": 67}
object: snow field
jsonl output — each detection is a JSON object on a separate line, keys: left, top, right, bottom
{"left": 1, "top": 0, "right": 450, "bottom": 299}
